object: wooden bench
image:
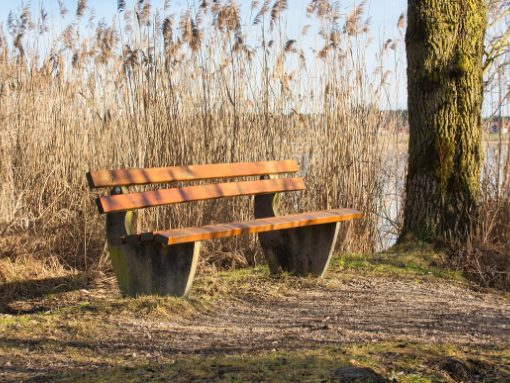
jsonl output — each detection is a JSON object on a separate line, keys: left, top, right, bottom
{"left": 87, "top": 160, "right": 363, "bottom": 297}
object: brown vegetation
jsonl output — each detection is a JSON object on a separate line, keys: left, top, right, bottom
{"left": 0, "top": 0, "right": 397, "bottom": 284}
{"left": 0, "top": 0, "right": 508, "bottom": 294}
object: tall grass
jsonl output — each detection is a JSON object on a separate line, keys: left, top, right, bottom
{"left": 0, "top": 0, "right": 401, "bottom": 285}
{"left": 0, "top": 0, "right": 508, "bottom": 292}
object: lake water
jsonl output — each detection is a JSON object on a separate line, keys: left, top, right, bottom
{"left": 378, "top": 140, "right": 509, "bottom": 249}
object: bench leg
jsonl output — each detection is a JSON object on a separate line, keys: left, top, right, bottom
{"left": 254, "top": 191, "right": 339, "bottom": 277}
{"left": 105, "top": 187, "right": 199, "bottom": 298}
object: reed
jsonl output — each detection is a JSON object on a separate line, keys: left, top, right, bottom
{"left": 0, "top": 0, "right": 508, "bottom": 292}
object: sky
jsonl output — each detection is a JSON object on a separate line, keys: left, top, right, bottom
{"left": 0, "top": 0, "right": 408, "bottom": 108}
{"left": 0, "top": 0, "right": 407, "bottom": 25}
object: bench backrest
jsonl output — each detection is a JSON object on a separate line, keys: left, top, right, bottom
{"left": 87, "top": 160, "right": 304, "bottom": 214}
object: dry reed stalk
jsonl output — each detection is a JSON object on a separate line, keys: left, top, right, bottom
{"left": 0, "top": 0, "right": 507, "bottom": 293}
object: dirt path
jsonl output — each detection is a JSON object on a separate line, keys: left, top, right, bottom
{"left": 128, "top": 276, "right": 509, "bottom": 354}
{"left": 1, "top": 266, "right": 510, "bottom": 382}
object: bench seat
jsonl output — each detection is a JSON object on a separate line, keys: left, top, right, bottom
{"left": 114, "top": 208, "right": 362, "bottom": 245}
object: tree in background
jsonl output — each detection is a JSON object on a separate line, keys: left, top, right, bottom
{"left": 402, "top": 0, "right": 488, "bottom": 241}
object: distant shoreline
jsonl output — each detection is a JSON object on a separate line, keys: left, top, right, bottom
{"left": 377, "top": 135, "right": 509, "bottom": 149}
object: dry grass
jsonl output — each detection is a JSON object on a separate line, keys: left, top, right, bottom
{"left": 0, "top": 0, "right": 509, "bottom": 294}
{"left": 439, "top": 196, "right": 510, "bottom": 291}
{"left": 0, "top": 0, "right": 401, "bottom": 283}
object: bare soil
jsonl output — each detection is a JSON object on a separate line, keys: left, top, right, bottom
{"left": 1, "top": 254, "right": 510, "bottom": 382}
{"left": 120, "top": 276, "right": 510, "bottom": 354}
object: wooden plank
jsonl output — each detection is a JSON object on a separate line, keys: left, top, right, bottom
{"left": 110, "top": 231, "right": 156, "bottom": 245}
{"left": 111, "top": 209, "right": 363, "bottom": 246}
{"left": 87, "top": 160, "right": 299, "bottom": 188}
{"left": 96, "top": 178, "right": 305, "bottom": 214}
{"left": 152, "top": 209, "right": 363, "bottom": 246}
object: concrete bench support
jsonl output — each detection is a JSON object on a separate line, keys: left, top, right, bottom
{"left": 105, "top": 187, "right": 199, "bottom": 298}
{"left": 254, "top": 188, "right": 339, "bottom": 277}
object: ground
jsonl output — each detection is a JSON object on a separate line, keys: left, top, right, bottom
{"left": 1, "top": 244, "right": 509, "bottom": 382}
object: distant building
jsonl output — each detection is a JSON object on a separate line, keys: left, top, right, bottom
{"left": 489, "top": 120, "right": 509, "bottom": 134}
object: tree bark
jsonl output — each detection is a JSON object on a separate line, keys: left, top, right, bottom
{"left": 402, "top": 0, "right": 487, "bottom": 241}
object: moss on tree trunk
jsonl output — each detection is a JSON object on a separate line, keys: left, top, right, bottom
{"left": 402, "top": 0, "right": 487, "bottom": 240}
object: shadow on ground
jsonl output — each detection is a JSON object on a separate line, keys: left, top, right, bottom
{"left": 17, "top": 349, "right": 506, "bottom": 383}
{"left": 0, "top": 273, "right": 91, "bottom": 314}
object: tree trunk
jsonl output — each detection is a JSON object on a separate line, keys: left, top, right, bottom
{"left": 402, "top": 0, "right": 487, "bottom": 241}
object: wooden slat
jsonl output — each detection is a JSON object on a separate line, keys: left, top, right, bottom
{"left": 87, "top": 160, "right": 298, "bottom": 188}
{"left": 96, "top": 178, "right": 305, "bottom": 214}
{"left": 112, "top": 209, "right": 363, "bottom": 246}
{"left": 152, "top": 209, "right": 363, "bottom": 246}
